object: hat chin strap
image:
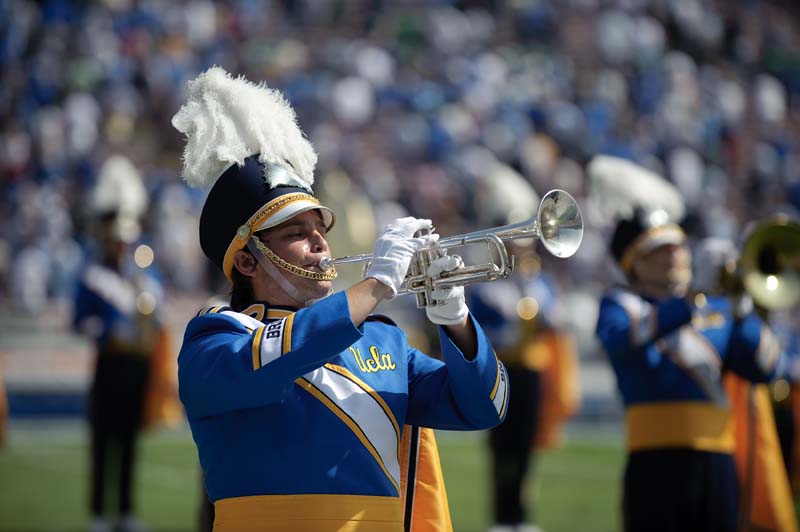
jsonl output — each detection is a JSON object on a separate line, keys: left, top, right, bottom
{"left": 250, "top": 236, "right": 337, "bottom": 281}
{"left": 246, "top": 237, "right": 335, "bottom": 306}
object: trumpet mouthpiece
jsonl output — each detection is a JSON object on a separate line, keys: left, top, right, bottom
{"left": 319, "top": 256, "right": 333, "bottom": 270}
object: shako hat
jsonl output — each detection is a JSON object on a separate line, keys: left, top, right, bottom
{"left": 172, "top": 67, "right": 334, "bottom": 280}
{"left": 610, "top": 209, "right": 686, "bottom": 272}
{"left": 588, "top": 155, "right": 686, "bottom": 273}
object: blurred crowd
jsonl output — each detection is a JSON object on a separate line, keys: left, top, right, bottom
{"left": 1, "top": 0, "right": 799, "bottom": 353}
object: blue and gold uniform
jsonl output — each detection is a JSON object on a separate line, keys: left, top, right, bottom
{"left": 179, "top": 292, "right": 508, "bottom": 531}
{"left": 596, "top": 288, "right": 783, "bottom": 532}
{"left": 172, "top": 68, "right": 509, "bottom": 531}
{"left": 588, "top": 156, "right": 791, "bottom": 531}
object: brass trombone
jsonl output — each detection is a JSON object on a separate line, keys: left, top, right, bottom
{"left": 319, "top": 189, "right": 584, "bottom": 307}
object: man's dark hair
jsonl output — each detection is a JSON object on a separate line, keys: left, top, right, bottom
{"left": 229, "top": 255, "right": 255, "bottom": 311}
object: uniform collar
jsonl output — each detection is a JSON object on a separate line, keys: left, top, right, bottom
{"left": 237, "top": 301, "right": 297, "bottom": 322}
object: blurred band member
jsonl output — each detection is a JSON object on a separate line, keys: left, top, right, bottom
{"left": 597, "top": 212, "right": 788, "bottom": 532}
{"left": 591, "top": 156, "right": 787, "bottom": 532}
{"left": 695, "top": 237, "right": 799, "bottom": 532}
{"left": 471, "top": 242, "right": 580, "bottom": 532}
{"left": 73, "top": 156, "right": 161, "bottom": 532}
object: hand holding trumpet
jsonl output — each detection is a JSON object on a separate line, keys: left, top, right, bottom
{"left": 364, "top": 217, "right": 439, "bottom": 297}
{"left": 424, "top": 255, "right": 470, "bottom": 325}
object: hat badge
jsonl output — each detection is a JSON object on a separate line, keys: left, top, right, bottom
{"left": 236, "top": 225, "right": 251, "bottom": 240}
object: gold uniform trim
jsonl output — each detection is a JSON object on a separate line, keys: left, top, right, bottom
{"left": 296, "top": 377, "right": 400, "bottom": 495}
{"left": 240, "top": 305, "right": 296, "bottom": 321}
{"left": 221, "top": 193, "right": 320, "bottom": 280}
{"left": 240, "top": 304, "right": 265, "bottom": 321}
{"left": 498, "top": 365, "right": 509, "bottom": 419}
{"left": 213, "top": 493, "right": 403, "bottom": 532}
{"left": 325, "top": 363, "right": 401, "bottom": 441}
{"left": 282, "top": 313, "right": 294, "bottom": 354}
{"left": 489, "top": 356, "right": 501, "bottom": 401}
{"left": 620, "top": 224, "right": 686, "bottom": 273}
{"left": 626, "top": 401, "right": 734, "bottom": 452}
{"left": 251, "top": 326, "right": 266, "bottom": 370}
{"left": 490, "top": 359, "right": 509, "bottom": 419}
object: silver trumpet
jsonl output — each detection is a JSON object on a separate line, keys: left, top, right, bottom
{"left": 319, "top": 189, "right": 584, "bottom": 307}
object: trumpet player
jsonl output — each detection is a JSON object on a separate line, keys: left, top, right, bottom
{"left": 591, "top": 157, "right": 789, "bottom": 532}
{"left": 173, "top": 68, "right": 508, "bottom": 531}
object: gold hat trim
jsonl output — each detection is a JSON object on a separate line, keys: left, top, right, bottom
{"left": 620, "top": 224, "right": 686, "bottom": 273}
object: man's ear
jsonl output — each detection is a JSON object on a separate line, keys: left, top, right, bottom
{"left": 232, "top": 250, "right": 258, "bottom": 277}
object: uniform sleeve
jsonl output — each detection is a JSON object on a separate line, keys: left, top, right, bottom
{"left": 178, "top": 292, "right": 363, "bottom": 418}
{"left": 726, "top": 312, "right": 784, "bottom": 383}
{"left": 595, "top": 294, "right": 693, "bottom": 360}
{"left": 405, "top": 314, "right": 508, "bottom": 430}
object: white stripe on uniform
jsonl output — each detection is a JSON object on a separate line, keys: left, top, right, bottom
{"left": 304, "top": 366, "right": 401, "bottom": 489}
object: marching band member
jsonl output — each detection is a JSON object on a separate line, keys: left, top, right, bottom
{"left": 468, "top": 162, "right": 581, "bottom": 532}
{"left": 73, "top": 156, "right": 162, "bottom": 532}
{"left": 694, "top": 236, "right": 798, "bottom": 532}
{"left": 173, "top": 68, "right": 508, "bottom": 531}
{"left": 590, "top": 156, "right": 788, "bottom": 532}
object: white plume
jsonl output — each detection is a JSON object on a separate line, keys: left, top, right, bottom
{"left": 481, "top": 163, "right": 539, "bottom": 224}
{"left": 588, "top": 155, "right": 685, "bottom": 224}
{"left": 91, "top": 155, "right": 148, "bottom": 217}
{"left": 172, "top": 66, "right": 317, "bottom": 190}
{"left": 469, "top": 146, "right": 539, "bottom": 225}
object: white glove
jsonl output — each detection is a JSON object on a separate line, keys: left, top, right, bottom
{"left": 425, "top": 255, "right": 469, "bottom": 326}
{"left": 366, "top": 217, "right": 438, "bottom": 297}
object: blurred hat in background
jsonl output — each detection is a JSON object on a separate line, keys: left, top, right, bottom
{"left": 468, "top": 146, "right": 539, "bottom": 227}
{"left": 588, "top": 155, "right": 687, "bottom": 273}
{"left": 90, "top": 155, "right": 148, "bottom": 244}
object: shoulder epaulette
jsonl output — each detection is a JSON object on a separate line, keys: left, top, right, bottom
{"left": 196, "top": 305, "right": 231, "bottom": 317}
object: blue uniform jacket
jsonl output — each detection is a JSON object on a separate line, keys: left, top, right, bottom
{"left": 179, "top": 291, "right": 508, "bottom": 503}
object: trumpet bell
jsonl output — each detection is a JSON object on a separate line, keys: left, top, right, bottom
{"left": 740, "top": 216, "right": 800, "bottom": 310}
{"left": 448, "top": 189, "right": 584, "bottom": 258}
{"left": 537, "top": 189, "right": 584, "bottom": 258}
